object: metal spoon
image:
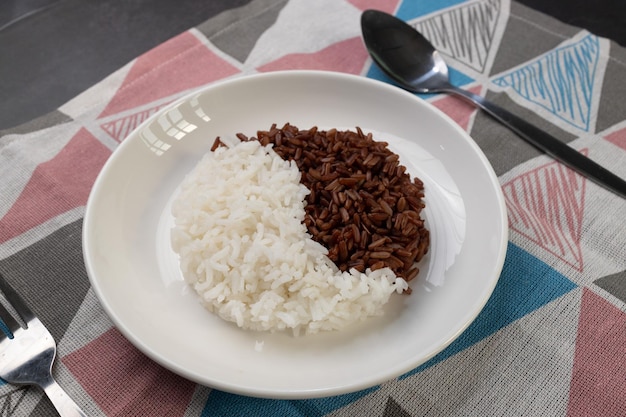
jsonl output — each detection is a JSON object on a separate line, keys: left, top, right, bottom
{"left": 361, "top": 9, "right": 626, "bottom": 200}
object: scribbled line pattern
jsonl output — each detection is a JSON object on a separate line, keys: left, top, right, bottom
{"left": 410, "top": 0, "right": 501, "bottom": 73}
{"left": 100, "top": 103, "right": 171, "bottom": 143}
{"left": 503, "top": 157, "right": 586, "bottom": 271}
{"left": 0, "top": 386, "right": 28, "bottom": 415}
{"left": 493, "top": 34, "right": 600, "bottom": 131}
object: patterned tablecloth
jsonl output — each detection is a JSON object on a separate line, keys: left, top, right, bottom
{"left": 1, "top": 0, "right": 626, "bottom": 415}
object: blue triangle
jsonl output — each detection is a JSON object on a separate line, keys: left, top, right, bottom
{"left": 396, "top": 0, "right": 468, "bottom": 21}
{"left": 492, "top": 34, "right": 600, "bottom": 131}
{"left": 201, "top": 386, "right": 377, "bottom": 417}
{"left": 401, "top": 242, "right": 577, "bottom": 379}
{"left": 365, "top": 62, "right": 474, "bottom": 95}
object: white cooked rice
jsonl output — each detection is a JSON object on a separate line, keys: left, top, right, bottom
{"left": 171, "top": 140, "right": 407, "bottom": 335}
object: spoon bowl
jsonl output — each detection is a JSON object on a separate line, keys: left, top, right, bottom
{"left": 360, "top": 9, "right": 626, "bottom": 199}
{"left": 361, "top": 10, "right": 450, "bottom": 93}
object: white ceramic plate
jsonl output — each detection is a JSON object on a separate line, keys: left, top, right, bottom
{"left": 83, "top": 71, "right": 508, "bottom": 399}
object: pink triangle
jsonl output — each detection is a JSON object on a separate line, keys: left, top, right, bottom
{"left": 257, "top": 37, "right": 369, "bottom": 74}
{"left": 502, "top": 154, "right": 587, "bottom": 271}
{"left": 430, "top": 86, "right": 480, "bottom": 131}
{"left": 63, "top": 327, "right": 195, "bottom": 416}
{"left": 566, "top": 288, "right": 626, "bottom": 417}
{"left": 604, "top": 126, "right": 626, "bottom": 151}
{"left": 0, "top": 128, "right": 111, "bottom": 243}
{"left": 99, "top": 31, "right": 240, "bottom": 118}
{"left": 347, "top": 0, "right": 400, "bottom": 13}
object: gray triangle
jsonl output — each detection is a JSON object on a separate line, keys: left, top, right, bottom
{"left": 196, "top": 0, "right": 288, "bottom": 64}
{"left": 0, "top": 386, "right": 29, "bottom": 415}
{"left": 383, "top": 396, "right": 412, "bottom": 417}
{"left": 0, "top": 220, "right": 89, "bottom": 342}
{"left": 596, "top": 44, "right": 626, "bottom": 133}
{"left": 412, "top": 0, "right": 502, "bottom": 74}
{"left": 0, "top": 110, "right": 72, "bottom": 136}
{"left": 595, "top": 270, "right": 626, "bottom": 304}
{"left": 469, "top": 90, "right": 576, "bottom": 175}
{"left": 490, "top": 1, "right": 580, "bottom": 77}
{"left": 31, "top": 392, "right": 61, "bottom": 417}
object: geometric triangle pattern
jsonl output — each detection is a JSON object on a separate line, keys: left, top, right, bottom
{"left": 3, "top": 0, "right": 626, "bottom": 415}
{"left": 374, "top": 290, "right": 580, "bottom": 417}
{"left": 257, "top": 37, "right": 370, "bottom": 74}
{"left": 0, "top": 128, "right": 110, "bottom": 244}
{"left": 502, "top": 154, "right": 587, "bottom": 272}
{"left": 313, "top": 287, "right": 581, "bottom": 416}
{"left": 98, "top": 31, "right": 240, "bottom": 119}
{"left": 365, "top": 57, "right": 475, "bottom": 88}
{"left": 242, "top": 0, "right": 365, "bottom": 70}
{"left": 196, "top": 0, "right": 289, "bottom": 64}
{"left": 0, "top": 387, "right": 30, "bottom": 415}
{"left": 347, "top": 0, "right": 398, "bottom": 14}
{"left": 604, "top": 125, "right": 626, "bottom": 151}
{"left": 0, "top": 121, "right": 76, "bottom": 220}
{"left": 63, "top": 327, "right": 197, "bottom": 416}
{"left": 408, "top": 0, "right": 503, "bottom": 73}
{"left": 594, "top": 269, "right": 626, "bottom": 306}
{"left": 402, "top": 242, "right": 577, "bottom": 378}
{"left": 0, "top": 220, "right": 90, "bottom": 343}
{"left": 567, "top": 288, "right": 626, "bottom": 417}
{"left": 429, "top": 85, "right": 480, "bottom": 131}
{"left": 202, "top": 386, "right": 378, "bottom": 417}
{"left": 100, "top": 102, "right": 173, "bottom": 143}
{"left": 493, "top": 33, "right": 602, "bottom": 132}
{"left": 396, "top": 0, "right": 466, "bottom": 21}
{"left": 382, "top": 397, "right": 412, "bottom": 417}
{"left": 366, "top": 2, "right": 506, "bottom": 91}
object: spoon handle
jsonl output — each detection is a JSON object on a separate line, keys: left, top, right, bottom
{"left": 445, "top": 85, "right": 626, "bottom": 199}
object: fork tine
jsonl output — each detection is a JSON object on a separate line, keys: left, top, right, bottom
{"left": 0, "top": 302, "right": 20, "bottom": 336}
{"left": 0, "top": 273, "right": 35, "bottom": 324}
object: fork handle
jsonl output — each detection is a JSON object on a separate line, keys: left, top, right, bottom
{"left": 41, "top": 377, "right": 88, "bottom": 417}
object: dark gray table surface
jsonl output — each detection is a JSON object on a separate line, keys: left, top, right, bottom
{"left": 1, "top": 0, "right": 625, "bottom": 130}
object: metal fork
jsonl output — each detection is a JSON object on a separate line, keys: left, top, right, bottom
{"left": 0, "top": 273, "right": 87, "bottom": 417}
